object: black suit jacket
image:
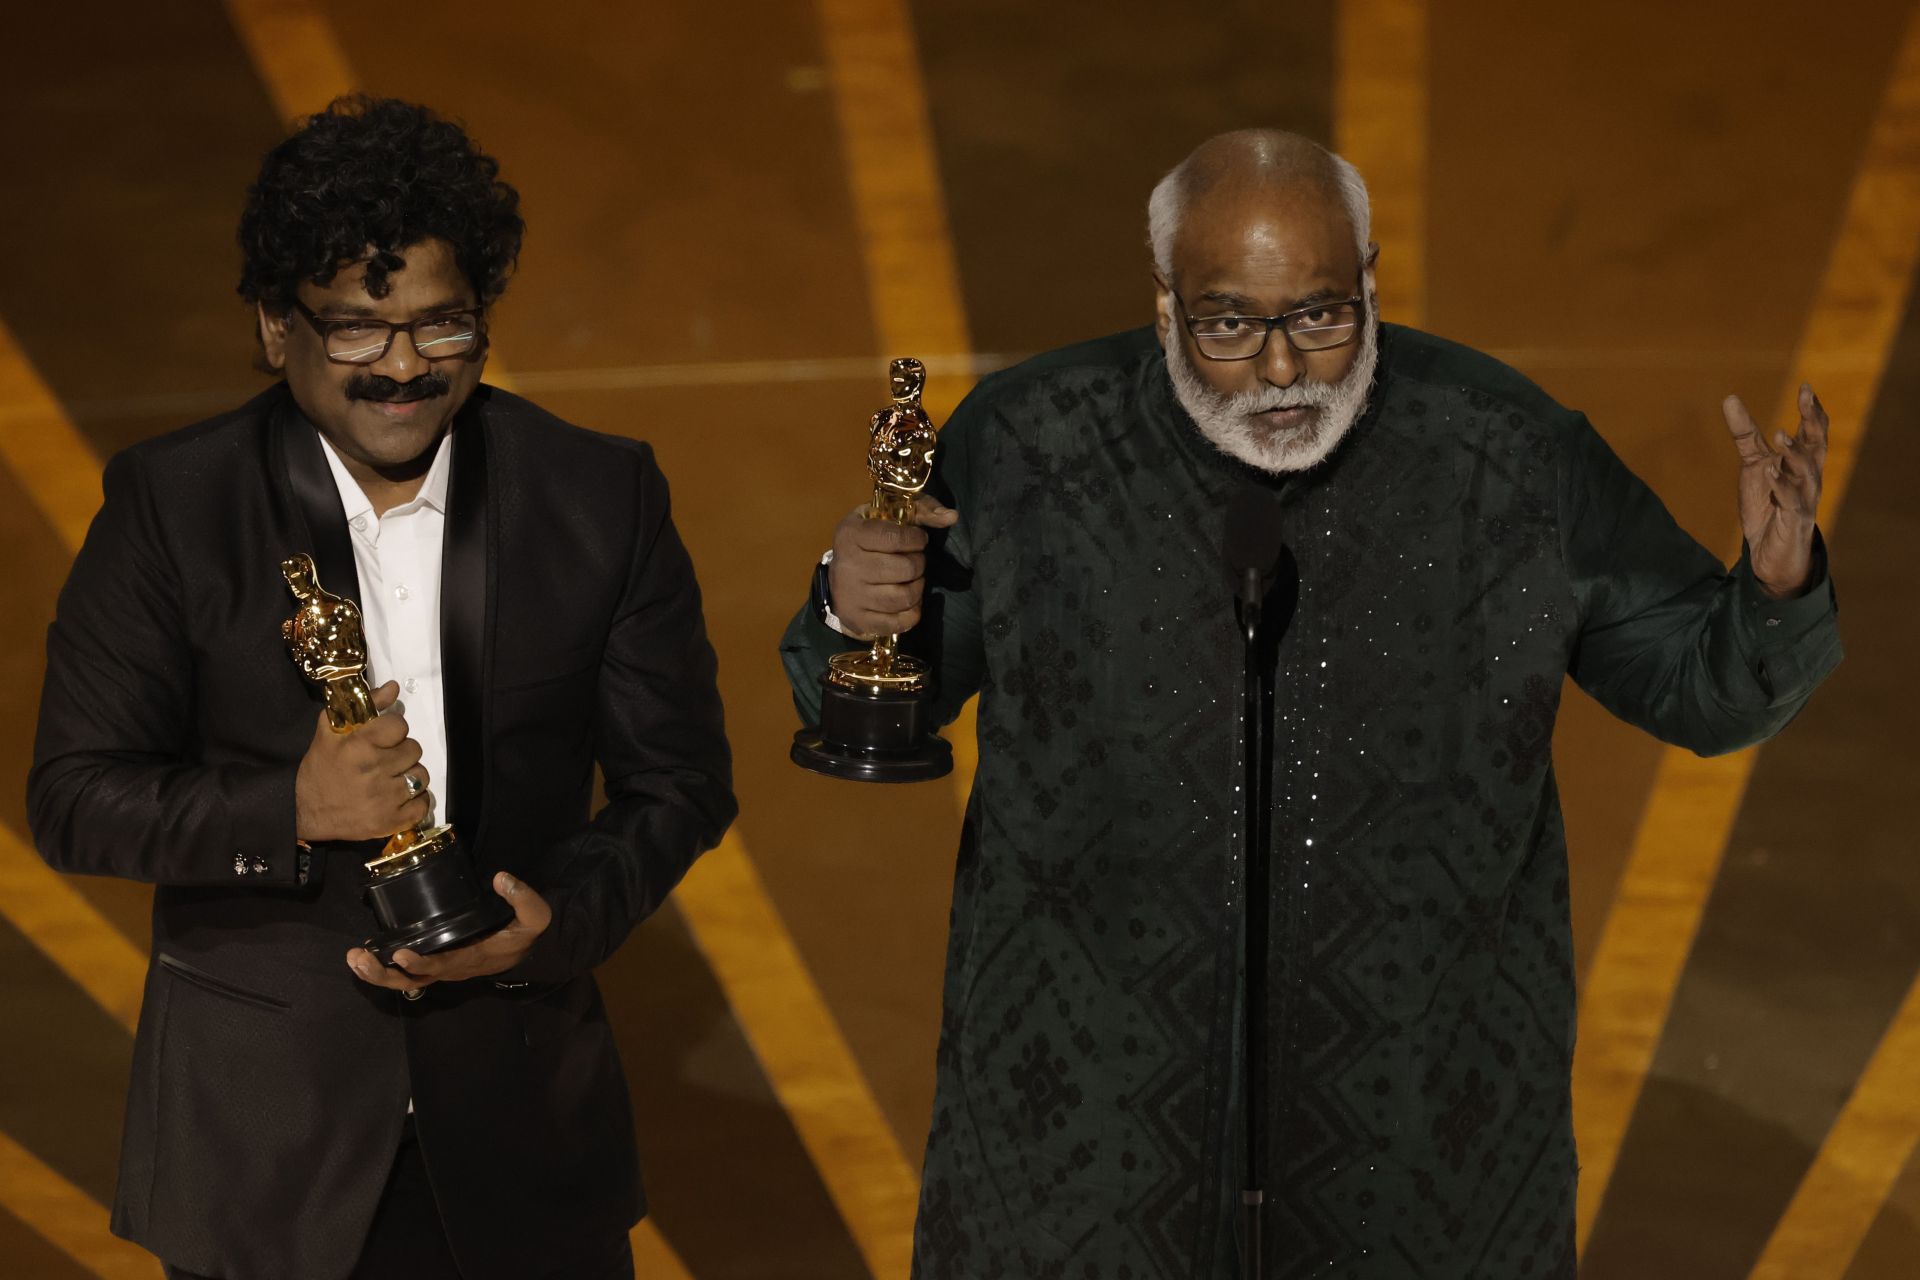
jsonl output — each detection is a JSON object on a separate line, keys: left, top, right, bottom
{"left": 28, "top": 383, "right": 735, "bottom": 1280}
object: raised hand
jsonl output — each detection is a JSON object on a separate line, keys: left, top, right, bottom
{"left": 1722, "top": 383, "right": 1828, "bottom": 599}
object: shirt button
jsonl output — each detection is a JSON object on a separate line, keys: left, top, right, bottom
{"left": 404, "top": 677, "right": 418, "bottom": 693}
{"left": 395, "top": 585, "right": 410, "bottom": 601}
{"left": 350, "top": 516, "right": 367, "bottom": 531}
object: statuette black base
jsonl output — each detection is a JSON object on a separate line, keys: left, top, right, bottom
{"left": 792, "top": 676, "right": 953, "bottom": 782}
{"left": 363, "top": 845, "right": 512, "bottom": 966}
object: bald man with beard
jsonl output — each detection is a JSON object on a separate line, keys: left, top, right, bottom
{"left": 780, "top": 130, "right": 1839, "bottom": 1279}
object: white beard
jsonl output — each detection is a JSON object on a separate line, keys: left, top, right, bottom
{"left": 1163, "top": 304, "right": 1380, "bottom": 475}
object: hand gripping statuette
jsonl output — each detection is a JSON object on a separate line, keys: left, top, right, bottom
{"left": 282, "top": 553, "right": 510, "bottom": 963}
{"left": 791, "top": 357, "right": 954, "bottom": 781}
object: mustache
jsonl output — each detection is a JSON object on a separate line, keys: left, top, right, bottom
{"left": 344, "top": 372, "right": 452, "bottom": 403}
{"left": 1214, "top": 373, "right": 1341, "bottom": 416}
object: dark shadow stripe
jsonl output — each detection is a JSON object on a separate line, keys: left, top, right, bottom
{"left": 909, "top": 0, "right": 1333, "bottom": 355}
{"left": 0, "top": 912, "right": 133, "bottom": 1207}
{"left": 0, "top": 2, "right": 286, "bottom": 461}
{"left": 601, "top": 899, "right": 874, "bottom": 1279}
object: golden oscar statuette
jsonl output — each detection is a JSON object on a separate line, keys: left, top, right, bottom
{"left": 281, "top": 553, "right": 511, "bottom": 963}
{"left": 791, "top": 357, "right": 954, "bottom": 782}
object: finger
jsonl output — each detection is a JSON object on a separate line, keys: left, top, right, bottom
{"left": 1776, "top": 453, "right": 1822, "bottom": 510}
{"left": 857, "top": 551, "right": 926, "bottom": 586}
{"left": 394, "top": 767, "right": 430, "bottom": 807}
{"left": 495, "top": 871, "right": 553, "bottom": 931}
{"left": 360, "top": 713, "right": 411, "bottom": 749}
{"left": 388, "top": 947, "right": 451, "bottom": 981}
{"left": 910, "top": 495, "right": 960, "bottom": 529}
{"left": 851, "top": 606, "right": 922, "bottom": 636}
{"left": 850, "top": 520, "right": 929, "bottom": 554}
{"left": 1772, "top": 486, "right": 1817, "bottom": 523}
{"left": 862, "top": 581, "right": 923, "bottom": 613}
{"left": 830, "top": 507, "right": 872, "bottom": 555}
{"left": 369, "top": 681, "right": 401, "bottom": 713}
{"left": 396, "top": 794, "right": 432, "bottom": 828}
{"left": 1774, "top": 444, "right": 1810, "bottom": 483}
{"left": 1775, "top": 432, "right": 1822, "bottom": 481}
{"left": 1798, "top": 383, "right": 1831, "bottom": 457}
{"left": 347, "top": 947, "right": 431, "bottom": 991}
{"left": 390, "top": 738, "right": 425, "bottom": 773}
{"left": 1722, "top": 395, "right": 1771, "bottom": 461}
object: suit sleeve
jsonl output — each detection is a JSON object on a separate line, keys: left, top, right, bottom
{"left": 506, "top": 450, "right": 736, "bottom": 982}
{"left": 778, "top": 379, "right": 991, "bottom": 730}
{"left": 28, "top": 449, "right": 305, "bottom": 886}
{"left": 1560, "top": 413, "right": 1842, "bottom": 755}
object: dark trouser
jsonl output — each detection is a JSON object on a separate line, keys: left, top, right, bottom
{"left": 164, "top": 1120, "right": 634, "bottom": 1280}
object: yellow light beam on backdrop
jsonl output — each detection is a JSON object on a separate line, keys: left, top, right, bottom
{"left": 0, "top": 1131, "right": 156, "bottom": 1280}
{"left": 816, "top": 0, "right": 982, "bottom": 832}
{"left": 222, "top": 0, "right": 357, "bottom": 126}
{"left": 1749, "top": 971, "right": 1920, "bottom": 1280}
{"left": 816, "top": 0, "right": 971, "bottom": 405}
{"left": 672, "top": 836, "right": 921, "bottom": 1278}
{"left": 0, "top": 826, "right": 145, "bottom": 1035}
{"left": 630, "top": 1218, "right": 694, "bottom": 1278}
{"left": 1573, "top": 4, "right": 1920, "bottom": 1253}
{"left": 0, "top": 319, "right": 104, "bottom": 554}
{"left": 0, "top": 317, "right": 147, "bottom": 1037}
{"left": 1335, "top": 0, "right": 1427, "bottom": 328}
{"left": 0, "top": 315, "right": 156, "bottom": 1277}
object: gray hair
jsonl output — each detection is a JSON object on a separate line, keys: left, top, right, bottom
{"left": 1147, "top": 139, "right": 1372, "bottom": 278}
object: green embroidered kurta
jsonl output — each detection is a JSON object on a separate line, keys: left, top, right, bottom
{"left": 781, "top": 325, "right": 1840, "bottom": 1279}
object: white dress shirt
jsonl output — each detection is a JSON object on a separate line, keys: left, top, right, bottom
{"left": 316, "top": 430, "right": 453, "bottom": 829}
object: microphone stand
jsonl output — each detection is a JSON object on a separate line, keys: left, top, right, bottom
{"left": 1238, "top": 565, "right": 1276, "bottom": 1280}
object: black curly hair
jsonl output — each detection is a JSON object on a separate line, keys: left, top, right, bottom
{"left": 237, "top": 96, "right": 523, "bottom": 310}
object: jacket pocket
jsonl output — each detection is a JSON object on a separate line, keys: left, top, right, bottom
{"left": 156, "top": 952, "right": 291, "bottom": 1012}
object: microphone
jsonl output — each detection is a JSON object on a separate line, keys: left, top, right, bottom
{"left": 1223, "top": 481, "right": 1290, "bottom": 1280}
{"left": 1224, "top": 486, "right": 1289, "bottom": 643}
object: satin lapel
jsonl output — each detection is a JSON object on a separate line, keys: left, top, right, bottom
{"left": 441, "top": 394, "right": 493, "bottom": 855}
{"left": 273, "top": 392, "right": 364, "bottom": 615}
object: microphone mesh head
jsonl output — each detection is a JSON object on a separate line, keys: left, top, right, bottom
{"left": 1224, "top": 485, "right": 1287, "bottom": 577}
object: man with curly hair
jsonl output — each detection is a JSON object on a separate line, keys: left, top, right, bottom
{"left": 29, "top": 97, "right": 734, "bottom": 1279}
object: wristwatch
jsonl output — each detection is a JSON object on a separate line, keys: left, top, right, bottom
{"left": 812, "top": 550, "right": 847, "bottom": 635}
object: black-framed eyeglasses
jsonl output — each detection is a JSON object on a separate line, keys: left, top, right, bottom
{"left": 1174, "top": 290, "right": 1366, "bottom": 361}
{"left": 288, "top": 300, "right": 486, "bottom": 365}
